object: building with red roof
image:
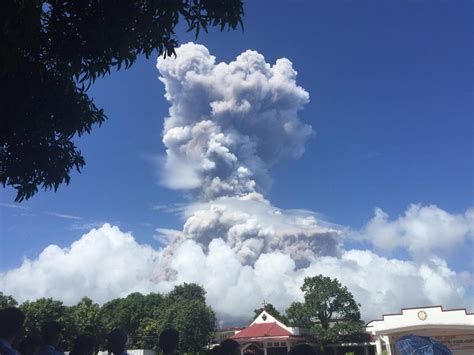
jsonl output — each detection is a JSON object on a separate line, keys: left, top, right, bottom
{"left": 229, "top": 310, "right": 315, "bottom": 355}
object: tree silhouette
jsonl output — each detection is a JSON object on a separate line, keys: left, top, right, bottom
{"left": 1, "top": 0, "right": 244, "bottom": 201}
{"left": 286, "top": 275, "right": 364, "bottom": 344}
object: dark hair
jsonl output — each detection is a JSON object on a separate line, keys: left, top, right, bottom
{"left": 41, "top": 321, "right": 62, "bottom": 345}
{"left": 289, "top": 344, "right": 317, "bottom": 355}
{"left": 159, "top": 328, "right": 179, "bottom": 353}
{"left": 0, "top": 307, "right": 25, "bottom": 339}
{"left": 220, "top": 339, "right": 239, "bottom": 355}
{"left": 107, "top": 329, "right": 128, "bottom": 354}
{"left": 70, "top": 334, "right": 95, "bottom": 355}
{"left": 18, "top": 335, "right": 42, "bottom": 355}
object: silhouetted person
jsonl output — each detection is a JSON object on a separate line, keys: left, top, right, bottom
{"left": 219, "top": 339, "right": 239, "bottom": 355}
{"left": 70, "top": 335, "right": 95, "bottom": 355}
{"left": 18, "top": 335, "right": 42, "bottom": 355}
{"left": 106, "top": 329, "right": 128, "bottom": 355}
{"left": 158, "top": 329, "right": 179, "bottom": 355}
{"left": 0, "top": 307, "right": 25, "bottom": 355}
{"left": 288, "top": 344, "right": 316, "bottom": 355}
{"left": 36, "top": 321, "right": 64, "bottom": 355}
{"left": 208, "top": 345, "right": 221, "bottom": 355}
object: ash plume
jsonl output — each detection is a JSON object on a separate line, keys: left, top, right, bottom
{"left": 155, "top": 43, "right": 340, "bottom": 272}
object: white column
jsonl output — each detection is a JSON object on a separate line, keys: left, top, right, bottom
{"left": 385, "top": 337, "right": 392, "bottom": 355}
{"left": 264, "top": 342, "right": 267, "bottom": 355}
{"left": 375, "top": 337, "right": 382, "bottom": 355}
{"left": 287, "top": 342, "right": 291, "bottom": 354}
{"left": 364, "top": 345, "right": 369, "bottom": 355}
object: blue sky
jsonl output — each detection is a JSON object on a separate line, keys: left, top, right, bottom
{"left": 0, "top": 1, "right": 472, "bottom": 317}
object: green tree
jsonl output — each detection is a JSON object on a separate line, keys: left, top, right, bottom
{"left": 99, "top": 292, "right": 166, "bottom": 349}
{"left": 285, "top": 302, "right": 312, "bottom": 328}
{"left": 252, "top": 303, "right": 289, "bottom": 324}
{"left": 69, "top": 297, "right": 101, "bottom": 334}
{"left": 136, "top": 317, "right": 161, "bottom": 350}
{"left": 167, "top": 282, "right": 207, "bottom": 303}
{"left": 19, "top": 298, "right": 75, "bottom": 350}
{"left": 139, "top": 284, "right": 216, "bottom": 353}
{"left": 0, "top": 292, "right": 18, "bottom": 309}
{"left": 99, "top": 293, "right": 143, "bottom": 347}
{"left": 170, "top": 299, "right": 216, "bottom": 353}
{"left": 285, "top": 275, "right": 363, "bottom": 344}
{"left": 1, "top": 0, "right": 244, "bottom": 202}
{"left": 67, "top": 297, "right": 102, "bottom": 350}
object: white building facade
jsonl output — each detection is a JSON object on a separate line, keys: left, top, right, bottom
{"left": 366, "top": 306, "right": 474, "bottom": 355}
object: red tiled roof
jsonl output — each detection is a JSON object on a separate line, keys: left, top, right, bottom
{"left": 231, "top": 322, "right": 293, "bottom": 339}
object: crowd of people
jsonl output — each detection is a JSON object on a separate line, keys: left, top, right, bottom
{"left": 0, "top": 307, "right": 316, "bottom": 355}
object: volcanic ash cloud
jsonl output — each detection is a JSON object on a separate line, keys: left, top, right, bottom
{"left": 158, "top": 42, "right": 312, "bottom": 200}
{"left": 155, "top": 42, "right": 341, "bottom": 272}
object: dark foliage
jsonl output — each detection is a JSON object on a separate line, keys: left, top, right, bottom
{"left": 285, "top": 275, "right": 363, "bottom": 344}
{"left": 1, "top": 0, "right": 244, "bottom": 201}
{"left": 1, "top": 283, "right": 215, "bottom": 352}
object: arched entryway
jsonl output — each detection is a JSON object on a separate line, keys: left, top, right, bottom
{"left": 242, "top": 343, "right": 264, "bottom": 355}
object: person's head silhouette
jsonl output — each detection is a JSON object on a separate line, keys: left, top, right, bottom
{"left": 41, "top": 321, "right": 62, "bottom": 347}
{"left": 0, "top": 307, "right": 25, "bottom": 343}
{"left": 70, "top": 335, "right": 95, "bottom": 355}
{"left": 18, "top": 335, "right": 42, "bottom": 355}
{"left": 220, "top": 339, "right": 239, "bottom": 355}
{"left": 289, "top": 344, "right": 316, "bottom": 355}
{"left": 159, "top": 328, "right": 179, "bottom": 355}
{"left": 107, "top": 329, "right": 127, "bottom": 355}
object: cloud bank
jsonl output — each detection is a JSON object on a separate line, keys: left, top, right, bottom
{"left": 363, "top": 204, "right": 474, "bottom": 258}
{"left": 1, "top": 43, "right": 472, "bottom": 323}
{"left": 1, "top": 221, "right": 471, "bottom": 322}
{"left": 0, "top": 224, "right": 164, "bottom": 304}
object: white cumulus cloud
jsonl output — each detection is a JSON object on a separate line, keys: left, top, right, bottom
{"left": 0, "top": 224, "right": 165, "bottom": 305}
{"left": 1, "top": 223, "right": 471, "bottom": 322}
{"left": 363, "top": 204, "right": 474, "bottom": 258}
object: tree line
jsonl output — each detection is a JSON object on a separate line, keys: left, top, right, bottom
{"left": 1, "top": 275, "right": 369, "bottom": 352}
{"left": 0, "top": 283, "right": 215, "bottom": 353}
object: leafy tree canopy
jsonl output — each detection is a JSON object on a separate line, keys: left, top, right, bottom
{"left": 19, "top": 298, "right": 75, "bottom": 350}
{"left": 99, "top": 292, "right": 155, "bottom": 346}
{"left": 160, "top": 298, "right": 216, "bottom": 353}
{"left": 168, "top": 282, "right": 207, "bottom": 303}
{"left": 3, "top": 284, "right": 215, "bottom": 352}
{"left": 1, "top": 0, "right": 244, "bottom": 202}
{"left": 0, "top": 292, "right": 18, "bottom": 308}
{"left": 97, "top": 284, "right": 213, "bottom": 350}
{"left": 285, "top": 301, "right": 312, "bottom": 328}
{"left": 285, "top": 275, "right": 364, "bottom": 344}
{"left": 67, "top": 297, "right": 102, "bottom": 349}
{"left": 153, "top": 283, "right": 215, "bottom": 352}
